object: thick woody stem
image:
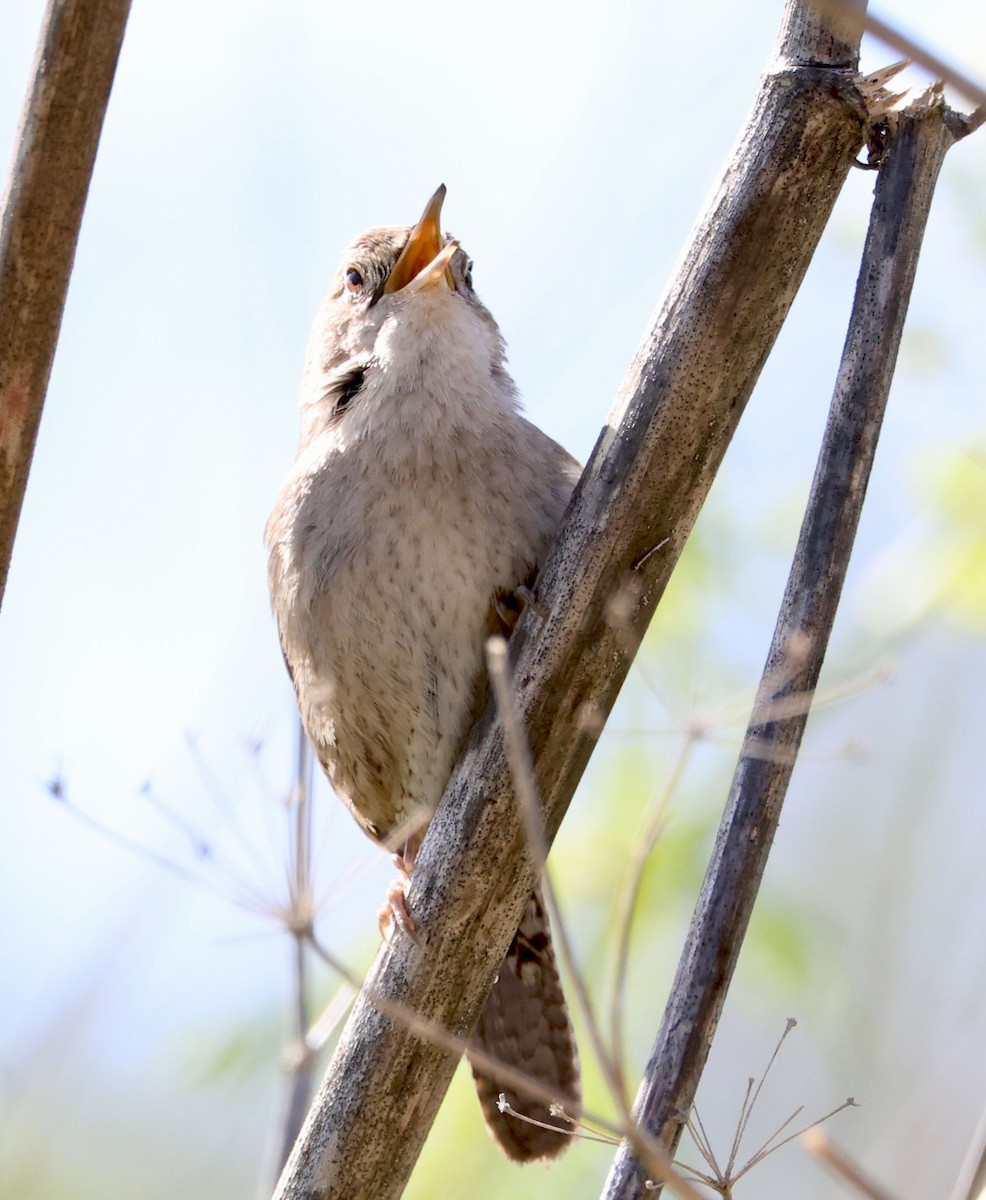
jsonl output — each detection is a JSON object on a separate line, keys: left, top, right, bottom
{"left": 0, "top": 0, "right": 132, "bottom": 606}
{"left": 272, "top": 4, "right": 870, "bottom": 1198}
{"left": 601, "top": 93, "right": 958, "bottom": 1200}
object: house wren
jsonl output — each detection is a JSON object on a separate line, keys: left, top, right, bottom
{"left": 266, "top": 186, "right": 581, "bottom": 1161}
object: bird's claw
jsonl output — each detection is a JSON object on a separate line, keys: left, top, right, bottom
{"left": 379, "top": 837, "right": 421, "bottom": 943}
{"left": 379, "top": 878, "right": 419, "bottom": 943}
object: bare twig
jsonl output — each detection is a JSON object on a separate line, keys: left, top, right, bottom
{"left": 803, "top": 1128, "right": 901, "bottom": 1200}
{"left": 185, "top": 732, "right": 278, "bottom": 883}
{"left": 727, "top": 1019, "right": 798, "bottom": 1178}
{"left": 46, "top": 772, "right": 270, "bottom": 914}
{"left": 601, "top": 84, "right": 962, "bottom": 1200}
{"left": 304, "top": 982, "right": 357, "bottom": 1057}
{"left": 681, "top": 1020, "right": 859, "bottom": 1194}
{"left": 742, "top": 1098, "right": 856, "bottom": 1176}
{"left": 951, "top": 1100, "right": 986, "bottom": 1200}
{"left": 0, "top": 0, "right": 132, "bottom": 605}
{"left": 270, "top": 720, "right": 317, "bottom": 1178}
{"left": 606, "top": 730, "right": 693, "bottom": 1093}
{"left": 686, "top": 1095, "right": 856, "bottom": 1196}
{"left": 138, "top": 781, "right": 212, "bottom": 858}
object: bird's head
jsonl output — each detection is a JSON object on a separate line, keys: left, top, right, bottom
{"left": 299, "top": 185, "right": 513, "bottom": 442}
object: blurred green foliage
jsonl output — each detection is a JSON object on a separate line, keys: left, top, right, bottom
{"left": 858, "top": 440, "right": 986, "bottom": 633}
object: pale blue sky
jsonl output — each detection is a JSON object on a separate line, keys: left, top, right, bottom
{"left": 1, "top": 3, "right": 984, "bottom": 1197}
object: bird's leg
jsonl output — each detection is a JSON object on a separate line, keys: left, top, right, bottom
{"left": 514, "top": 584, "right": 548, "bottom": 621}
{"left": 492, "top": 577, "right": 547, "bottom": 638}
{"left": 379, "top": 834, "right": 422, "bottom": 942}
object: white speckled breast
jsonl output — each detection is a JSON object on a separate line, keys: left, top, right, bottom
{"left": 267, "top": 280, "right": 578, "bottom": 844}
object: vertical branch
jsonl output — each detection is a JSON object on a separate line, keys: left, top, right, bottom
{"left": 0, "top": 0, "right": 131, "bottom": 605}
{"left": 950, "top": 1099, "right": 986, "bottom": 1200}
{"left": 272, "top": 719, "right": 316, "bottom": 1176}
{"left": 601, "top": 95, "right": 958, "bottom": 1200}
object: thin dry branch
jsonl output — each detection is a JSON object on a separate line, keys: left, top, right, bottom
{"left": 951, "top": 1100, "right": 986, "bottom": 1200}
{"left": 304, "top": 932, "right": 705, "bottom": 1200}
{"left": 601, "top": 87, "right": 961, "bottom": 1200}
{"left": 0, "top": 0, "right": 132, "bottom": 605}
{"left": 270, "top": 3, "right": 872, "bottom": 1196}
{"left": 803, "top": 1129, "right": 901, "bottom": 1200}
{"left": 486, "top": 636, "right": 627, "bottom": 1115}
{"left": 268, "top": 721, "right": 317, "bottom": 1180}
{"left": 606, "top": 729, "right": 691, "bottom": 1094}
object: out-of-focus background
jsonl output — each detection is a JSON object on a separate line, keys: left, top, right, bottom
{"left": 2, "top": 3, "right": 984, "bottom": 1197}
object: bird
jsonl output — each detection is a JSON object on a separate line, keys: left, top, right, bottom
{"left": 265, "top": 185, "right": 582, "bottom": 1161}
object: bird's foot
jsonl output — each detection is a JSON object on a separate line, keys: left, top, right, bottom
{"left": 515, "top": 584, "right": 549, "bottom": 621}
{"left": 493, "top": 583, "right": 547, "bottom": 635}
{"left": 379, "top": 879, "right": 419, "bottom": 943}
{"left": 378, "top": 837, "right": 421, "bottom": 943}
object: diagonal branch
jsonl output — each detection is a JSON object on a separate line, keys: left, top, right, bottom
{"left": 271, "top": 3, "right": 872, "bottom": 1197}
{"left": 804, "top": 1129, "right": 902, "bottom": 1200}
{"left": 601, "top": 87, "right": 961, "bottom": 1200}
{"left": 0, "top": 0, "right": 132, "bottom": 606}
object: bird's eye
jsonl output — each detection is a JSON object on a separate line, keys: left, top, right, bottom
{"left": 345, "top": 267, "right": 364, "bottom": 294}
{"left": 463, "top": 259, "right": 474, "bottom": 288}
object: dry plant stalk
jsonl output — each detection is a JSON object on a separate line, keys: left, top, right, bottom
{"left": 267, "top": 722, "right": 317, "bottom": 1180}
{"left": 305, "top": 929, "right": 706, "bottom": 1200}
{"left": 602, "top": 82, "right": 971, "bottom": 1200}
{"left": 485, "top": 637, "right": 624, "bottom": 1110}
{"left": 951, "top": 1102, "right": 986, "bottom": 1200}
{"left": 270, "top": 2, "right": 878, "bottom": 1197}
{"left": 0, "top": 0, "right": 132, "bottom": 604}
{"left": 803, "top": 1129, "right": 901, "bottom": 1200}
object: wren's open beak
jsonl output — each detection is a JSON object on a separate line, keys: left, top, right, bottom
{"left": 384, "top": 184, "right": 459, "bottom": 295}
